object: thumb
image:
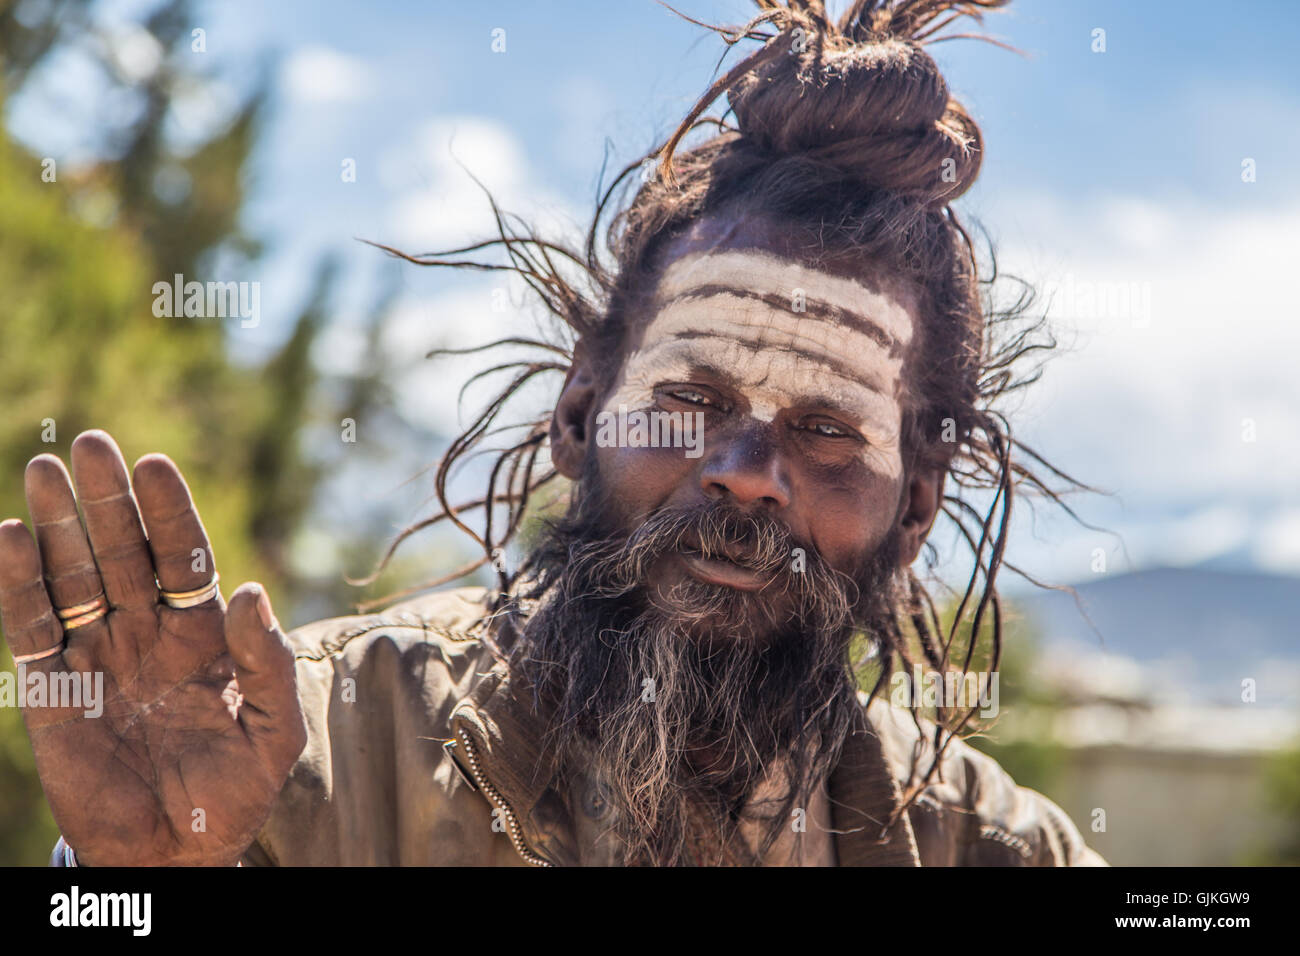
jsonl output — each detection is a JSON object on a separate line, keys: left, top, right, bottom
{"left": 225, "top": 582, "right": 307, "bottom": 770}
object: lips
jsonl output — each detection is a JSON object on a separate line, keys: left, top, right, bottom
{"left": 675, "top": 534, "right": 769, "bottom": 591}
{"left": 679, "top": 551, "right": 768, "bottom": 591}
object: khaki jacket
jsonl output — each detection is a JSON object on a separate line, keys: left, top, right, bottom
{"left": 240, "top": 586, "right": 1107, "bottom": 867}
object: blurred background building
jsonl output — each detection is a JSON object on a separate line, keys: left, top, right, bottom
{"left": 1003, "top": 567, "right": 1300, "bottom": 865}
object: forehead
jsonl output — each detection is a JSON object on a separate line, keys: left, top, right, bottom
{"left": 602, "top": 247, "right": 917, "bottom": 477}
{"left": 626, "top": 247, "right": 915, "bottom": 409}
{"left": 649, "top": 248, "right": 913, "bottom": 365}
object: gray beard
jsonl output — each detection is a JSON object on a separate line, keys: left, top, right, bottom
{"left": 513, "top": 485, "right": 901, "bottom": 866}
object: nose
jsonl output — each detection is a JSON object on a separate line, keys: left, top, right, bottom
{"left": 699, "top": 426, "right": 791, "bottom": 510}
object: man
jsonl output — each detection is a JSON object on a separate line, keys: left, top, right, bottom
{"left": 0, "top": 0, "right": 1104, "bottom": 866}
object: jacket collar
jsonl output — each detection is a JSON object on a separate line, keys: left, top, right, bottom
{"left": 450, "top": 605, "right": 920, "bottom": 866}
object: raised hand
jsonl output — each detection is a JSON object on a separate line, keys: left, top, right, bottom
{"left": 0, "top": 430, "right": 306, "bottom": 866}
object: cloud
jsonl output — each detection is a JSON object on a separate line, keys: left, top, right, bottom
{"left": 1253, "top": 509, "right": 1300, "bottom": 575}
{"left": 965, "top": 190, "right": 1300, "bottom": 582}
{"left": 282, "top": 47, "right": 376, "bottom": 104}
{"left": 380, "top": 282, "right": 561, "bottom": 438}
{"left": 1027, "top": 196, "right": 1300, "bottom": 499}
{"left": 380, "top": 115, "right": 580, "bottom": 251}
{"left": 349, "top": 116, "right": 584, "bottom": 500}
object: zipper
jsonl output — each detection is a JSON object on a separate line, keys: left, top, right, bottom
{"left": 456, "top": 727, "right": 552, "bottom": 867}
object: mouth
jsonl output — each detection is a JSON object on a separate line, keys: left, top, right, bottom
{"left": 676, "top": 536, "right": 769, "bottom": 592}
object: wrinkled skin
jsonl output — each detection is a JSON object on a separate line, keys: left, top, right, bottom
{"left": 0, "top": 431, "right": 306, "bottom": 866}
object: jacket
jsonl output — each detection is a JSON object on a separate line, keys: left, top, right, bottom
{"left": 239, "top": 586, "right": 1108, "bottom": 867}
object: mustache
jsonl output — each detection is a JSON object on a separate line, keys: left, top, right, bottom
{"left": 622, "top": 504, "right": 862, "bottom": 624}
{"left": 536, "top": 500, "right": 864, "bottom": 645}
{"left": 628, "top": 504, "right": 794, "bottom": 575}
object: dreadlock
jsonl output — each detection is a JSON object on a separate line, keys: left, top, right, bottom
{"left": 358, "top": 0, "right": 1097, "bottom": 831}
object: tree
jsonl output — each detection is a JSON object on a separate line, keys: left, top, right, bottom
{"left": 0, "top": 0, "right": 405, "bottom": 863}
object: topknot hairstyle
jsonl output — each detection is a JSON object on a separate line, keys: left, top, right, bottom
{"left": 660, "top": 0, "right": 999, "bottom": 204}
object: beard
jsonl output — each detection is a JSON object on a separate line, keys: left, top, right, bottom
{"left": 513, "top": 465, "right": 902, "bottom": 866}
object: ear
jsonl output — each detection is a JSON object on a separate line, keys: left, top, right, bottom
{"left": 549, "top": 341, "right": 600, "bottom": 480}
{"left": 896, "top": 464, "right": 946, "bottom": 567}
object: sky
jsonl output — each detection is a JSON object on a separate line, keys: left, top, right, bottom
{"left": 11, "top": 0, "right": 1300, "bottom": 592}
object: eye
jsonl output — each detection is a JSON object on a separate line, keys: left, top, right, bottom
{"left": 799, "top": 417, "right": 863, "bottom": 441}
{"left": 662, "top": 386, "right": 717, "bottom": 407}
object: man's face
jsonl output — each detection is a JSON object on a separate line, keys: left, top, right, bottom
{"left": 531, "top": 213, "right": 932, "bottom": 863}
{"left": 585, "top": 214, "right": 921, "bottom": 631}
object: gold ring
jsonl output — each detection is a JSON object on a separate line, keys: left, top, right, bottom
{"left": 159, "top": 573, "right": 221, "bottom": 610}
{"left": 62, "top": 605, "right": 108, "bottom": 631}
{"left": 13, "top": 643, "right": 64, "bottom": 665}
{"left": 54, "top": 593, "right": 108, "bottom": 621}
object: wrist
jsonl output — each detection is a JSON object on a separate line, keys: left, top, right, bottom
{"left": 51, "top": 833, "right": 244, "bottom": 866}
{"left": 50, "top": 835, "right": 80, "bottom": 867}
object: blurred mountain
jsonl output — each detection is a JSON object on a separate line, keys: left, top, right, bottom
{"left": 1016, "top": 566, "right": 1300, "bottom": 708}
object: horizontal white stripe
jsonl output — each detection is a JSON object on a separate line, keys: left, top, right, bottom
{"left": 654, "top": 249, "right": 915, "bottom": 348}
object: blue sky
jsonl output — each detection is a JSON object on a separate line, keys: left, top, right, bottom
{"left": 12, "top": 0, "right": 1300, "bottom": 591}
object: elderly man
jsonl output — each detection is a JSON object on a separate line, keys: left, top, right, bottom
{"left": 0, "top": 0, "right": 1104, "bottom": 867}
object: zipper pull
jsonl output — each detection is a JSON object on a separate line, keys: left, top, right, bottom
{"left": 443, "top": 738, "right": 480, "bottom": 793}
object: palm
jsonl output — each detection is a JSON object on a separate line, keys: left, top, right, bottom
{"left": 0, "top": 431, "right": 306, "bottom": 867}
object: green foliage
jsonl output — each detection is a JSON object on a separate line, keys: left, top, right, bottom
{"left": 0, "top": 0, "right": 399, "bottom": 863}
{"left": 1237, "top": 738, "right": 1300, "bottom": 865}
{"left": 852, "top": 593, "right": 1068, "bottom": 796}
{"left": 0, "top": 123, "right": 281, "bottom": 865}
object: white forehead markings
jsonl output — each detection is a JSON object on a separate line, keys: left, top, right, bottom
{"left": 654, "top": 249, "right": 914, "bottom": 348}
{"left": 601, "top": 251, "right": 914, "bottom": 478}
{"left": 636, "top": 295, "right": 903, "bottom": 394}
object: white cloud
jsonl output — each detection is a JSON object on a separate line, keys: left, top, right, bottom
{"left": 360, "top": 116, "right": 585, "bottom": 488}
{"left": 1096, "top": 196, "right": 1177, "bottom": 255}
{"left": 282, "top": 47, "right": 375, "bottom": 105}
{"left": 382, "top": 283, "right": 562, "bottom": 438}
{"left": 968, "top": 191, "right": 1300, "bottom": 582}
{"left": 1253, "top": 509, "right": 1300, "bottom": 575}
{"left": 381, "top": 115, "right": 581, "bottom": 251}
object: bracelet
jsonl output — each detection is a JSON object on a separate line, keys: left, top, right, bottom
{"left": 51, "top": 835, "right": 78, "bottom": 867}
{"left": 53, "top": 832, "right": 245, "bottom": 866}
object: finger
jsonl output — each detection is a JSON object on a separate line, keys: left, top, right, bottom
{"left": 0, "top": 519, "right": 65, "bottom": 666}
{"left": 133, "top": 453, "right": 217, "bottom": 597}
{"left": 25, "top": 455, "right": 109, "bottom": 654}
{"left": 69, "top": 431, "right": 158, "bottom": 610}
{"left": 225, "top": 584, "right": 307, "bottom": 772}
